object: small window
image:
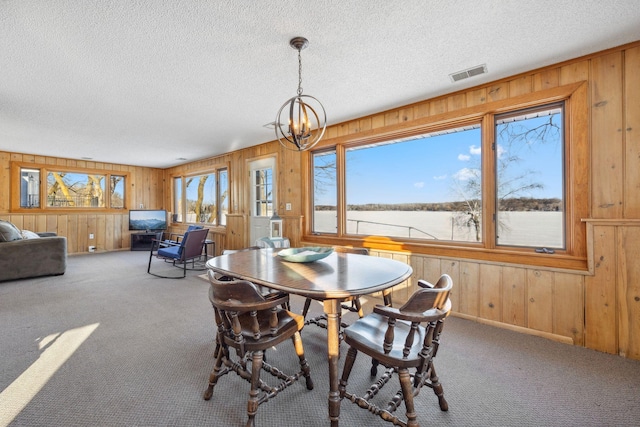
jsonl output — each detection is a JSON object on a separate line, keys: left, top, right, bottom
{"left": 20, "top": 168, "right": 40, "bottom": 208}
{"left": 218, "top": 169, "right": 228, "bottom": 226}
{"left": 253, "top": 168, "right": 273, "bottom": 217}
{"left": 495, "top": 103, "right": 565, "bottom": 249}
{"left": 312, "top": 150, "right": 337, "bottom": 233}
{"left": 110, "top": 175, "right": 125, "bottom": 209}
{"left": 186, "top": 173, "right": 216, "bottom": 223}
{"left": 173, "top": 177, "right": 183, "bottom": 222}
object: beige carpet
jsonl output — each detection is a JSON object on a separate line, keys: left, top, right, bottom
{"left": 1, "top": 250, "right": 639, "bottom": 426}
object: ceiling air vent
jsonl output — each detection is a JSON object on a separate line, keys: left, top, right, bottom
{"left": 449, "top": 64, "right": 488, "bottom": 83}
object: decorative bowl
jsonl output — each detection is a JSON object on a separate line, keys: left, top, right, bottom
{"left": 277, "top": 247, "right": 334, "bottom": 263}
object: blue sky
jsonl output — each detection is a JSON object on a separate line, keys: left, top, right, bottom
{"left": 316, "top": 114, "right": 563, "bottom": 206}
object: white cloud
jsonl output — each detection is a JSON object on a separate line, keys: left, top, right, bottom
{"left": 433, "top": 175, "right": 447, "bottom": 180}
{"left": 453, "top": 167, "right": 478, "bottom": 181}
{"left": 414, "top": 181, "right": 425, "bottom": 188}
{"left": 469, "top": 145, "right": 481, "bottom": 155}
{"left": 458, "top": 154, "right": 470, "bottom": 161}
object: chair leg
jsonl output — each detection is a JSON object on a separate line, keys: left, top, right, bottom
{"left": 429, "top": 362, "right": 448, "bottom": 411}
{"left": 291, "top": 331, "right": 314, "bottom": 390}
{"left": 369, "top": 290, "right": 393, "bottom": 376}
{"left": 353, "top": 297, "right": 364, "bottom": 318}
{"left": 302, "top": 297, "right": 312, "bottom": 319}
{"left": 246, "top": 350, "right": 263, "bottom": 427}
{"left": 370, "top": 358, "right": 380, "bottom": 376}
{"left": 203, "top": 341, "right": 226, "bottom": 400}
{"left": 382, "top": 289, "right": 393, "bottom": 307}
{"left": 398, "top": 368, "right": 419, "bottom": 427}
{"left": 147, "top": 243, "right": 156, "bottom": 274}
{"left": 339, "top": 346, "right": 358, "bottom": 398}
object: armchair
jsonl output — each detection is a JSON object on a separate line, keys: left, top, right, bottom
{"left": 164, "top": 224, "right": 204, "bottom": 245}
{"left": 147, "top": 227, "right": 209, "bottom": 278}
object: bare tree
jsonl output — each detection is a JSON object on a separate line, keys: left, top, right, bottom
{"left": 451, "top": 112, "right": 561, "bottom": 241}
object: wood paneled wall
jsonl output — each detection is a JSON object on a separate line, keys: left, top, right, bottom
{"left": 288, "top": 42, "right": 639, "bottom": 359}
{"left": 0, "top": 153, "right": 164, "bottom": 254}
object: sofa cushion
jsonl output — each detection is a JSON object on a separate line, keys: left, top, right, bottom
{"left": 0, "top": 220, "right": 23, "bottom": 242}
{"left": 21, "top": 230, "right": 41, "bottom": 239}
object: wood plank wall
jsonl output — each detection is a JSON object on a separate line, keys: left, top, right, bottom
{"left": 287, "top": 42, "right": 637, "bottom": 360}
{"left": 2, "top": 42, "right": 639, "bottom": 360}
{"left": 0, "top": 153, "right": 164, "bottom": 253}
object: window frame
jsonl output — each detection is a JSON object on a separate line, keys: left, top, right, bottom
{"left": 303, "top": 82, "right": 588, "bottom": 270}
{"left": 493, "top": 102, "right": 566, "bottom": 250}
{"left": 170, "top": 164, "right": 229, "bottom": 228}
{"left": 10, "top": 162, "right": 131, "bottom": 213}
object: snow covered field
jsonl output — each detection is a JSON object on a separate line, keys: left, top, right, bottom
{"left": 314, "top": 210, "right": 563, "bottom": 248}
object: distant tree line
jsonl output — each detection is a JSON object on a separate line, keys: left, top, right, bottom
{"left": 315, "top": 197, "right": 562, "bottom": 212}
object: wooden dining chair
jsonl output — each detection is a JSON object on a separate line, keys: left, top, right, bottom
{"left": 339, "top": 274, "right": 453, "bottom": 427}
{"left": 203, "top": 270, "right": 313, "bottom": 427}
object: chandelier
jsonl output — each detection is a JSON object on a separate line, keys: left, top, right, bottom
{"left": 275, "top": 37, "right": 327, "bottom": 151}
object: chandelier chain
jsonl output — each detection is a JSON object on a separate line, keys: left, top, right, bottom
{"left": 297, "top": 49, "right": 303, "bottom": 95}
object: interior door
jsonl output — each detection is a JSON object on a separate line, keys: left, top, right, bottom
{"left": 249, "top": 157, "right": 276, "bottom": 245}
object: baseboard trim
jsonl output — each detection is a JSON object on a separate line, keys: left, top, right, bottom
{"left": 452, "top": 312, "right": 575, "bottom": 345}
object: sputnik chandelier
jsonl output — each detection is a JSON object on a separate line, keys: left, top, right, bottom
{"left": 275, "top": 37, "right": 327, "bottom": 151}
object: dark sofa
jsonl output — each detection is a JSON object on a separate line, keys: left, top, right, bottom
{"left": 0, "top": 221, "right": 67, "bottom": 282}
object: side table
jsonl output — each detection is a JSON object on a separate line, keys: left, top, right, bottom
{"left": 203, "top": 239, "right": 216, "bottom": 258}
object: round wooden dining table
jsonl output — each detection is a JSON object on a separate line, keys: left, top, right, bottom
{"left": 206, "top": 247, "right": 413, "bottom": 426}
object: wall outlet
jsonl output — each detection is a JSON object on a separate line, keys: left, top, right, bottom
{"left": 285, "top": 203, "right": 292, "bottom": 211}
{"left": 89, "top": 233, "right": 94, "bottom": 239}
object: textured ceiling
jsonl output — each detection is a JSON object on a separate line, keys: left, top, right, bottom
{"left": 2, "top": 0, "right": 640, "bottom": 168}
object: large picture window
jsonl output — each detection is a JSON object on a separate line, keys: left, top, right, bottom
{"left": 12, "top": 163, "right": 128, "bottom": 211}
{"left": 46, "top": 172, "right": 106, "bottom": 207}
{"left": 345, "top": 126, "right": 482, "bottom": 242}
{"left": 172, "top": 167, "right": 228, "bottom": 226}
{"left": 308, "top": 94, "right": 577, "bottom": 266}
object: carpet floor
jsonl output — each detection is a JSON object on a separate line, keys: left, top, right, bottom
{"left": 1, "top": 251, "right": 639, "bottom": 426}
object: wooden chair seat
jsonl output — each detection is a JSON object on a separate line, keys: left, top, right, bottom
{"left": 339, "top": 274, "right": 453, "bottom": 427}
{"left": 342, "top": 313, "right": 429, "bottom": 368}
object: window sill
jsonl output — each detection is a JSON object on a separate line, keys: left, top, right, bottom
{"left": 302, "top": 234, "right": 589, "bottom": 273}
